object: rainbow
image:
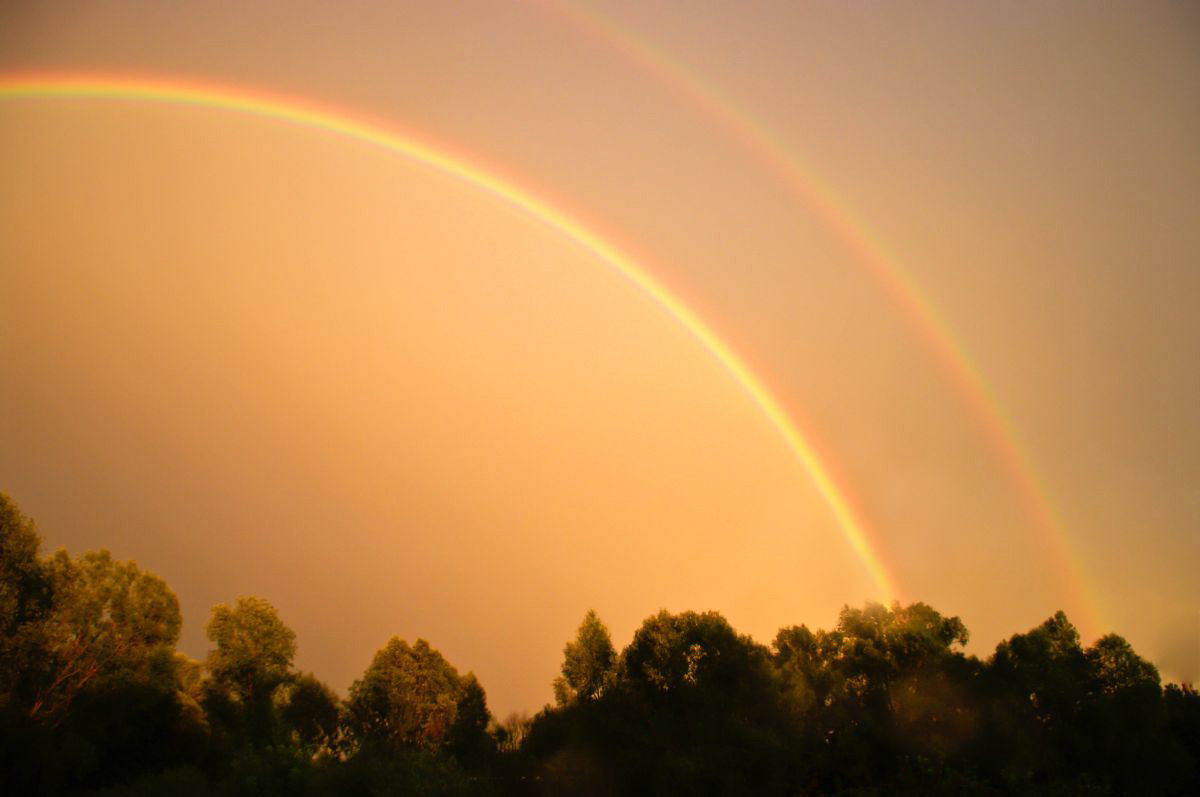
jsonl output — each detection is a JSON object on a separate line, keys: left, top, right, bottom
{"left": 0, "top": 71, "right": 901, "bottom": 605}
{"left": 541, "top": 0, "right": 1100, "bottom": 637}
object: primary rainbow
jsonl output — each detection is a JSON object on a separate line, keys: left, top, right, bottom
{"left": 541, "top": 0, "right": 1100, "bottom": 637}
{"left": 0, "top": 70, "right": 900, "bottom": 606}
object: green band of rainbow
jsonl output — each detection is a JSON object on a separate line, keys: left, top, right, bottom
{"left": 0, "top": 70, "right": 900, "bottom": 606}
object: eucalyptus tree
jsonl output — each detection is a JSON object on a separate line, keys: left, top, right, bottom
{"left": 205, "top": 596, "right": 297, "bottom": 705}
{"left": 347, "top": 636, "right": 491, "bottom": 760}
{"left": 0, "top": 493, "right": 51, "bottom": 705}
{"left": 32, "top": 549, "right": 181, "bottom": 724}
{"left": 204, "top": 596, "right": 297, "bottom": 745}
{"left": 554, "top": 609, "right": 616, "bottom": 706}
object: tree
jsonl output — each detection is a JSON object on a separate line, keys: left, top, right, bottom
{"left": 529, "top": 610, "right": 801, "bottom": 795}
{"left": 1088, "top": 633, "right": 1161, "bottom": 695}
{"left": 205, "top": 596, "right": 297, "bottom": 706}
{"left": 823, "top": 602, "right": 971, "bottom": 722}
{"left": 1083, "top": 633, "right": 1182, "bottom": 794}
{"left": 827, "top": 602, "right": 969, "bottom": 687}
{"left": 346, "top": 637, "right": 488, "bottom": 755}
{"left": 554, "top": 609, "right": 616, "bottom": 706}
{"left": 494, "top": 711, "right": 532, "bottom": 753}
{"left": 173, "top": 652, "right": 209, "bottom": 737}
{"left": 989, "top": 610, "right": 1089, "bottom": 726}
{"left": 623, "top": 609, "right": 767, "bottom": 696}
{"left": 447, "top": 672, "right": 494, "bottom": 767}
{"left": 0, "top": 493, "right": 52, "bottom": 703}
{"left": 1164, "top": 684, "right": 1200, "bottom": 795}
{"left": 30, "top": 549, "right": 181, "bottom": 724}
{"left": 204, "top": 596, "right": 297, "bottom": 748}
{"left": 980, "top": 611, "right": 1093, "bottom": 787}
{"left": 281, "top": 672, "right": 341, "bottom": 757}
{"left": 771, "top": 603, "right": 979, "bottom": 790}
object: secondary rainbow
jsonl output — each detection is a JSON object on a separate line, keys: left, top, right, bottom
{"left": 0, "top": 70, "right": 900, "bottom": 605}
{"left": 540, "top": 0, "right": 1100, "bottom": 636}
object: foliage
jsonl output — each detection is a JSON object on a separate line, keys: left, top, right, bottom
{"left": 199, "top": 596, "right": 301, "bottom": 754}
{"left": 494, "top": 711, "right": 532, "bottom": 753}
{"left": 280, "top": 672, "right": 341, "bottom": 757}
{"left": 553, "top": 609, "right": 616, "bottom": 706}
{"left": 205, "top": 596, "right": 296, "bottom": 706}
{"left": 31, "top": 549, "right": 181, "bottom": 725}
{"left": 446, "top": 672, "right": 494, "bottom": 767}
{"left": 528, "top": 609, "right": 797, "bottom": 795}
{"left": 2, "top": 491, "right": 1199, "bottom": 796}
{"left": 346, "top": 636, "right": 486, "bottom": 756}
{"left": 0, "top": 492, "right": 52, "bottom": 703}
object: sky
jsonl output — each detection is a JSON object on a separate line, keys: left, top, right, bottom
{"left": 1, "top": 1, "right": 1197, "bottom": 716}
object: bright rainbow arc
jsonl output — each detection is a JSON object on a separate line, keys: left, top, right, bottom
{"left": 0, "top": 71, "right": 899, "bottom": 606}
{"left": 542, "top": 0, "right": 1100, "bottom": 637}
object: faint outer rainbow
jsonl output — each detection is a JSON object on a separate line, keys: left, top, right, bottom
{"left": 541, "top": 0, "right": 1100, "bottom": 636}
{"left": 0, "top": 70, "right": 900, "bottom": 605}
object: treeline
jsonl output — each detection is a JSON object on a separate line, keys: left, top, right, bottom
{"left": 2, "top": 492, "right": 1198, "bottom": 796}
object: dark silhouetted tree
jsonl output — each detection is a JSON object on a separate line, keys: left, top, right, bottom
{"left": 6, "top": 493, "right": 1200, "bottom": 796}
{"left": 447, "top": 672, "right": 494, "bottom": 768}
{"left": 529, "top": 609, "right": 795, "bottom": 796}
{"left": 281, "top": 672, "right": 341, "bottom": 758}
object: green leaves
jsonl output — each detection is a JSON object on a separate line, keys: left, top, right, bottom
{"left": 347, "top": 637, "right": 489, "bottom": 756}
{"left": 0, "top": 492, "right": 52, "bottom": 700}
{"left": 32, "top": 549, "right": 181, "bottom": 723}
{"left": 205, "top": 596, "right": 297, "bottom": 706}
{"left": 554, "top": 609, "right": 616, "bottom": 705}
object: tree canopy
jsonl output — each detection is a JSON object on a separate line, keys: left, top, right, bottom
{"left": 346, "top": 636, "right": 489, "bottom": 758}
{"left": 1, "top": 491, "right": 1198, "bottom": 797}
{"left": 205, "top": 596, "right": 296, "bottom": 706}
{"left": 32, "top": 549, "right": 181, "bottom": 725}
{"left": 0, "top": 493, "right": 51, "bottom": 703}
{"left": 553, "top": 609, "right": 616, "bottom": 706}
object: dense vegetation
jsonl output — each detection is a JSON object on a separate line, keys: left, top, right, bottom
{"left": 2, "top": 492, "right": 1197, "bottom": 795}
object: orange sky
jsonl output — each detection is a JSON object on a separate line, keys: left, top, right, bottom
{"left": 1, "top": 1, "right": 1197, "bottom": 715}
